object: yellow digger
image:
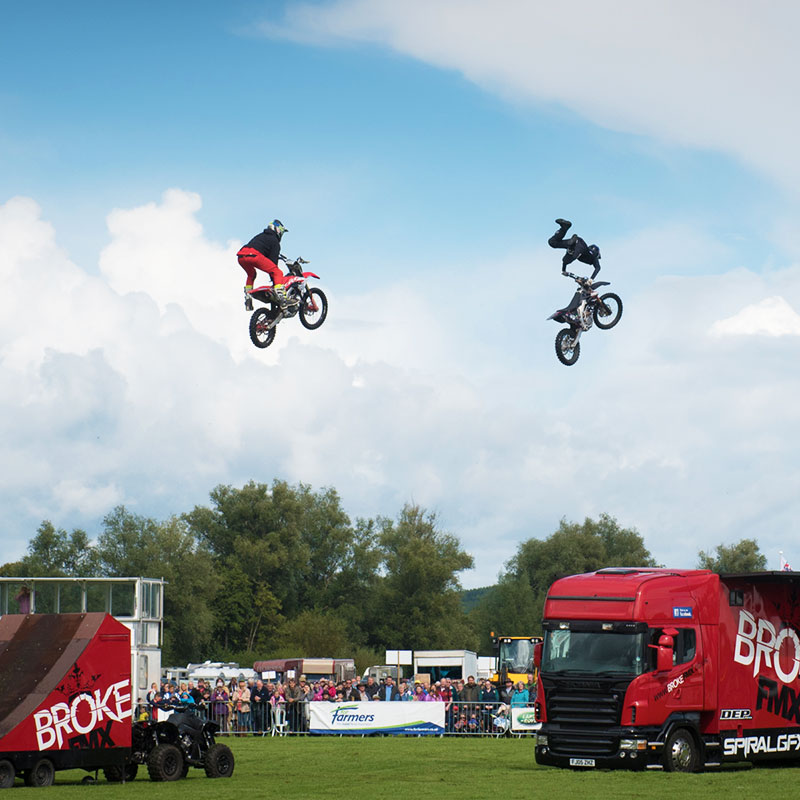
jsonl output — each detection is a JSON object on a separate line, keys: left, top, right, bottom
{"left": 490, "top": 634, "right": 543, "bottom": 686}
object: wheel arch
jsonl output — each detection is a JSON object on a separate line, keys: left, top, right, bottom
{"left": 154, "top": 720, "right": 181, "bottom": 744}
{"left": 658, "top": 711, "right": 702, "bottom": 744}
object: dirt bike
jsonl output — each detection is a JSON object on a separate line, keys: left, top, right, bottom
{"left": 248, "top": 255, "right": 328, "bottom": 349}
{"left": 548, "top": 272, "right": 622, "bottom": 365}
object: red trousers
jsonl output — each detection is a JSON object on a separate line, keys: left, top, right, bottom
{"left": 237, "top": 247, "right": 285, "bottom": 287}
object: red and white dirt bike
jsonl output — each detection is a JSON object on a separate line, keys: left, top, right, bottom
{"left": 248, "top": 255, "right": 328, "bottom": 349}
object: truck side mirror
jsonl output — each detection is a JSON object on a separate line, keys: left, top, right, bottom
{"left": 656, "top": 634, "right": 674, "bottom": 672}
{"left": 533, "top": 642, "right": 542, "bottom": 668}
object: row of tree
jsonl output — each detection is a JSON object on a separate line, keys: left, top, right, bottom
{"left": 0, "top": 480, "right": 769, "bottom": 667}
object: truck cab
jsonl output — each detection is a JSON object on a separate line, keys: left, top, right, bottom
{"left": 536, "top": 566, "right": 800, "bottom": 772}
{"left": 535, "top": 567, "right": 717, "bottom": 771}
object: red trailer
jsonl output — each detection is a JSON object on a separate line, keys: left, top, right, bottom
{"left": 534, "top": 568, "right": 800, "bottom": 772}
{"left": 0, "top": 613, "right": 132, "bottom": 787}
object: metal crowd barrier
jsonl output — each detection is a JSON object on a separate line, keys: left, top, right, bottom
{"left": 136, "top": 699, "right": 537, "bottom": 738}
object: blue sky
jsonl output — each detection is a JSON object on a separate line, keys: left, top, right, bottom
{"left": 2, "top": 1, "right": 780, "bottom": 272}
{"left": 3, "top": 1, "right": 800, "bottom": 586}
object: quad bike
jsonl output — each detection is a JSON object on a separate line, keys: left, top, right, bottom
{"left": 548, "top": 272, "right": 622, "bottom": 365}
{"left": 103, "top": 708, "right": 234, "bottom": 783}
{"left": 248, "top": 255, "right": 328, "bottom": 349}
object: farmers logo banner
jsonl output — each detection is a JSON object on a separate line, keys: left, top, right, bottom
{"left": 310, "top": 702, "right": 445, "bottom": 735}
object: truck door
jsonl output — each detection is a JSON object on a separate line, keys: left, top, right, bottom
{"left": 651, "top": 627, "right": 704, "bottom": 709}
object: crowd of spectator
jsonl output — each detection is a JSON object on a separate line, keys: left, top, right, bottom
{"left": 141, "top": 672, "right": 537, "bottom": 736}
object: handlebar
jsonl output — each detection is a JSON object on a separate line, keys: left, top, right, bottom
{"left": 279, "top": 255, "right": 310, "bottom": 265}
{"left": 563, "top": 271, "right": 591, "bottom": 286}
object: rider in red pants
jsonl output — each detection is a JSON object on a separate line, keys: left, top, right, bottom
{"left": 238, "top": 220, "right": 289, "bottom": 310}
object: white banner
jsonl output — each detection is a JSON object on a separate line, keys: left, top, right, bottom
{"left": 385, "top": 649, "right": 413, "bottom": 665}
{"left": 511, "top": 706, "right": 539, "bottom": 732}
{"left": 309, "top": 701, "right": 444, "bottom": 735}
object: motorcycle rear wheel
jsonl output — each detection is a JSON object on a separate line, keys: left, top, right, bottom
{"left": 249, "top": 308, "right": 277, "bottom": 349}
{"left": 299, "top": 288, "right": 328, "bottom": 330}
{"left": 593, "top": 292, "right": 622, "bottom": 329}
{"left": 555, "top": 328, "right": 580, "bottom": 366}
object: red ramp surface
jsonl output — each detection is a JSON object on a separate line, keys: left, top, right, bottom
{"left": 0, "top": 613, "right": 131, "bottom": 759}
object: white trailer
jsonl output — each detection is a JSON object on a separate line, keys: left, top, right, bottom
{"left": 412, "top": 649, "right": 478, "bottom": 683}
{"left": 477, "top": 655, "right": 495, "bottom": 680}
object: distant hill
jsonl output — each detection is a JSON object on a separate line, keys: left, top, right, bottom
{"left": 460, "top": 585, "right": 493, "bottom": 612}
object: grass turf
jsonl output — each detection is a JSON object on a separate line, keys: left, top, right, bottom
{"left": 20, "top": 737, "right": 800, "bottom": 800}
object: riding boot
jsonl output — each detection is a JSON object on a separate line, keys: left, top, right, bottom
{"left": 244, "top": 286, "right": 253, "bottom": 311}
{"left": 273, "top": 284, "right": 289, "bottom": 311}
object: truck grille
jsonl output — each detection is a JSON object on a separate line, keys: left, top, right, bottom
{"left": 546, "top": 688, "right": 621, "bottom": 726}
{"left": 543, "top": 680, "right": 625, "bottom": 757}
{"left": 549, "top": 731, "right": 619, "bottom": 756}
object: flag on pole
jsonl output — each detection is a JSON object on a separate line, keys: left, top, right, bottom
{"left": 780, "top": 551, "right": 792, "bottom": 571}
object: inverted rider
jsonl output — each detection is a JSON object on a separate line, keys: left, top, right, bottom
{"left": 548, "top": 218, "right": 603, "bottom": 322}
{"left": 548, "top": 218, "right": 601, "bottom": 280}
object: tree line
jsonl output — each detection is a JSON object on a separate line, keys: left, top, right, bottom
{"left": 0, "top": 480, "right": 769, "bottom": 667}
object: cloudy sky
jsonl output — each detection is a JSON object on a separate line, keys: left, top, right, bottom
{"left": 2, "top": 0, "right": 800, "bottom": 587}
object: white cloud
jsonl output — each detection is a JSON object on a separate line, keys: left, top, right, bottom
{"left": 3, "top": 192, "right": 800, "bottom": 585}
{"left": 270, "top": 0, "right": 800, "bottom": 191}
{"left": 52, "top": 479, "right": 124, "bottom": 517}
{"left": 99, "top": 189, "right": 247, "bottom": 359}
{"left": 710, "top": 296, "right": 800, "bottom": 338}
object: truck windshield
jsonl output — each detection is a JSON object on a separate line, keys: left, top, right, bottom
{"left": 542, "top": 629, "right": 647, "bottom": 676}
{"left": 498, "top": 639, "right": 535, "bottom": 674}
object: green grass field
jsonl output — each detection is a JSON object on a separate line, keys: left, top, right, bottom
{"left": 25, "top": 737, "right": 800, "bottom": 800}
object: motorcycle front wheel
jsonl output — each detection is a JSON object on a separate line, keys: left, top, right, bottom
{"left": 299, "top": 288, "right": 328, "bottom": 330}
{"left": 593, "top": 292, "right": 622, "bottom": 329}
{"left": 555, "top": 328, "right": 580, "bottom": 366}
{"left": 249, "top": 308, "right": 278, "bottom": 349}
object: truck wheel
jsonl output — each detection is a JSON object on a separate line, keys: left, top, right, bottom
{"left": 147, "top": 744, "right": 184, "bottom": 782}
{"left": 103, "top": 764, "right": 139, "bottom": 782}
{"left": 24, "top": 758, "right": 55, "bottom": 787}
{"left": 0, "top": 759, "right": 15, "bottom": 788}
{"left": 204, "top": 743, "right": 235, "bottom": 778}
{"left": 664, "top": 728, "right": 699, "bottom": 772}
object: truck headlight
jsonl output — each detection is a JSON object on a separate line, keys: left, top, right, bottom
{"left": 619, "top": 739, "right": 647, "bottom": 751}
{"left": 537, "top": 734, "right": 548, "bottom": 746}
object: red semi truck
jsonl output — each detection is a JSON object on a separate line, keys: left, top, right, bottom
{"left": 534, "top": 568, "right": 800, "bottom": 772}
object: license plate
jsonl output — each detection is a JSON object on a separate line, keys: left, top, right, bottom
{"left": 569, "top": 758, "right": 595, "bottom": 767}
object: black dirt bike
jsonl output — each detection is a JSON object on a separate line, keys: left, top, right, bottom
{"left": 548, "top": 272, "right": 622, "bottom": 365}
{"left": 248, "top": 255, "right": 328, "bottom": 349}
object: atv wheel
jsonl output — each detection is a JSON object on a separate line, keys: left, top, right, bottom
{"left": 24, "top": 758, "right": 55, "bottom": 787}
{"left": 593, "top": 292, "right": 622, "bottom": 329}
{"left": 555, "top": 328, "right": 580, "bottom": 366}
{"left": 204, "top": 743, "right": 235, "bottom": 778}
{"left": 299, "top": 288, "right": 328, "bottom": 330}
{"left": 249, "top": 307, "right": 278, "bottom": 349}
{"left": 147, "top": 743, "right": 184, "bottom": 782}
{"left": 103, "top": 764, "right": 139, "bottom": 782}
{"left": 0, "top": 759, "right": 15, "bottom": 789}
